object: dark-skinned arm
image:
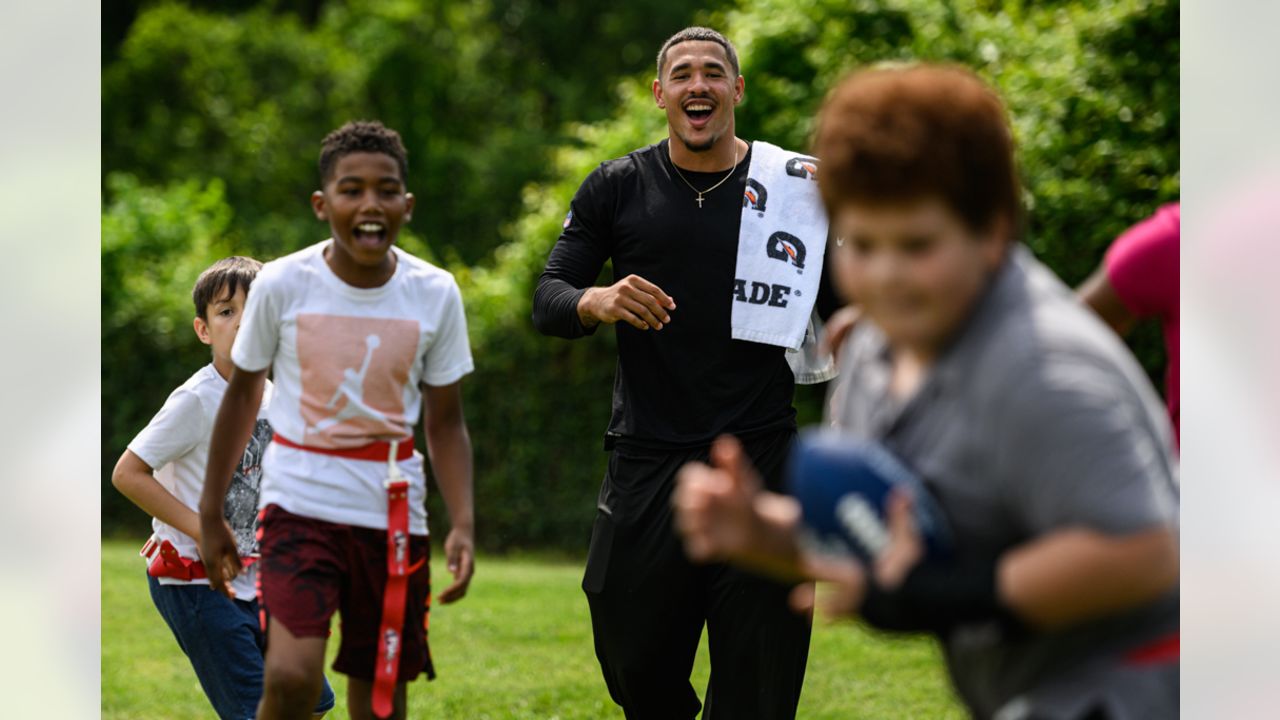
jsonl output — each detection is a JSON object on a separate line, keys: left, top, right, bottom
{"left": 421, "top": 380, "right": 475, "bottom": 603}
{"left": 198, "top": 366, "right": 265, "bottom": 597}
{"left": 1078, "top": 266, "right": 1139, "bottom": 336}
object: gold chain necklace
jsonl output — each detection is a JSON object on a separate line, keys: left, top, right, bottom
{"left": 669, "top": 142, "right": 742, "bottom": 208}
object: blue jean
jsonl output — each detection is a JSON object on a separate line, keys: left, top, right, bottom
{"left": 147, "top": 573, "right": 336, "bottom": 719}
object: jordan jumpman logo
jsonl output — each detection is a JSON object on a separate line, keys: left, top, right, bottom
{"left": 307, "top": 334, "right": 389, "bottom": 434}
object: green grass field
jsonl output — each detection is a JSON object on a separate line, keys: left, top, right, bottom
{"left": 103, "top": 540, "right": 965, "bottom": 719}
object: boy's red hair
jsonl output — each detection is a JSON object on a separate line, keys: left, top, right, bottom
{"left": 814, "top": 64, "right": 1021, "bottom": 237}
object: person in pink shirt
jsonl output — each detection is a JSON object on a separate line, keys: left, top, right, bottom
{"left": 1079, "top": 203, "right": 1180, "bottom": 442}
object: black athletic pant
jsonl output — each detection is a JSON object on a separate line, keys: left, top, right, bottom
{"left": 583, "top": 428, "right": 811, "bottom": 720}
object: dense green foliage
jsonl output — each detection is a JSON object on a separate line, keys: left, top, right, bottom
{"left": 102, "top": 0, "right": 1178, "bottom": 550}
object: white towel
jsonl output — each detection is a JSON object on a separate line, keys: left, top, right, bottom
{"left": 785, "top": 309, "right": 837, "bottom": 384}
{"left": 732, "top": 141, "right": 836, "bottom": 383}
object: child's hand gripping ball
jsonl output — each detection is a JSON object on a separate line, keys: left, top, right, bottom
{"left": 787, "top": 429, "right": 953, "bottom": 565}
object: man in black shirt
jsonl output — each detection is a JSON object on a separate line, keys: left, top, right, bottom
{"left": 532, "top": 27, "right": 816, "bottom": 720}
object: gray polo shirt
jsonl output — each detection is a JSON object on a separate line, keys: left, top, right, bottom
{"left": 827, "top": 245, "right": 1178, "bottom": 719}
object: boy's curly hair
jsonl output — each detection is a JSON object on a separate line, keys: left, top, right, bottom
{"left": 318, "top": 120, "right": 409, "bottom": 184}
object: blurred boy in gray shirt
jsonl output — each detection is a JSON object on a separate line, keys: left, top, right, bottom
{"left": 673, "top": 64, "right": 1178, "bottom": 720}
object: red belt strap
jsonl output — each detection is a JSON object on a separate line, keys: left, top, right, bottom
{"left": 1124, "top": 631, "right": 1179, "bottom": 665}
{"left": 373, "top": 439, "right": 420, "bottom": 718}
{"left": 272, "top": 432, "right": 413, "bottom": 462}
{"left": 141, "top": 537, "right": 256, "bottom": 582}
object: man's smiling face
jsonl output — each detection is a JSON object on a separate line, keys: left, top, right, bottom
{"left": 654, "top": 40, "right": 744, "bottom": 153}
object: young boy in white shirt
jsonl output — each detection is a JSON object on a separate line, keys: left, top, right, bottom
{"left": 113, "top": 256, "right": 336, "bottom": 719}
{"left": 198, "top": 120, "right": 476, "bottom": 720}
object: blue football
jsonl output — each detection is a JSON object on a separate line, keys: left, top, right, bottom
{"left": 787, "top": 429, "right": 953, "bottom": 564}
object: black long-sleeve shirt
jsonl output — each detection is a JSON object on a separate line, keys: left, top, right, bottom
{"left": 533, "top": 140, "right": 835, "bottom": 449}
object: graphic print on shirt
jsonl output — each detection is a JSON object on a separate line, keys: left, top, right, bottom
{"left": 225, "top": 417, "right": 271, "bottom": 556}
{"left": 308, "top": 333, "right": 389, "bottom": 433}
{"left": 296, "top": 313, "right": 420, "bottom": 448}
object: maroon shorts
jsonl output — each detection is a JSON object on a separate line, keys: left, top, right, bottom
{"left": 256, "top": 504, "right": 436, "bottom": 682}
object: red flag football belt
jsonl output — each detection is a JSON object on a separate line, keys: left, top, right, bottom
{"left": 139, "top": 536, "right": 256, "bottom": 582}
{"left": 271, "top": 432, "right": 414, "bottom": 461}
{"left": 372, "top": 438, "right": 424, "bottom": 718}
{"left": 271, "top": 432, "right": 419, "bottom": 714}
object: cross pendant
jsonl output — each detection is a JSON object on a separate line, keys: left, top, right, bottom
{"left": 696, "top": 194, "right": 704, "bottom": 208}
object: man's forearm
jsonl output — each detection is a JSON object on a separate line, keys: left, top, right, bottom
{"left": 532, "top": 276, "right": 595, "bottom": 339}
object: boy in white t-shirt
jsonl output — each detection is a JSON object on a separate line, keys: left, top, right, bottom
{"left": 112, "top": 256, "right": 335, "bottom": 719}
{"left": 198, "top": 121, "right": 477, "bottom": 720}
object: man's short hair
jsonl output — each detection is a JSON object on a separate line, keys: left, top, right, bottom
{"left": 192, "top": 256, "right": 262, "bottom": 321}
{"left": 318, "top": 120, "right": 409, "bottom": 184}
{"left": 656, "top": 27, "right": 740, "bottom": 80}
{"left": 814, "top": 64, "right": 1021, "bottom": 237}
